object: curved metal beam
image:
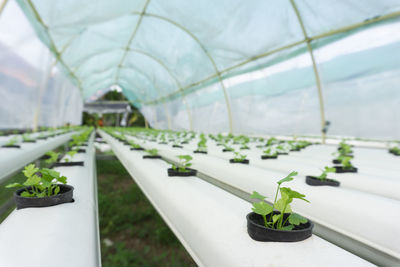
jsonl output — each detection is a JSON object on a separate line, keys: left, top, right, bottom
{"left": 124, "top": 48, "right": 193, "bottom": 130}
{"left": 136, "top": 12, "right": 233, "bottom": 133}
{"left": 289, "top": 0, "right": 327, "bottom": 144}
{"left": 119, "top": 65, "right": 172, "bottom": 129}
{"left": 114, "top": 0, "right": 150, "bottom": 83}
{"left": 25, "top": 0, "right": 83, "bottom": 91}
{"left": 0, "top": 0, "right": 9, "bottom": 15}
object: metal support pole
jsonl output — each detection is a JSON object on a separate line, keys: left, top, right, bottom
{"left": 289, "top": 0, "right": 327, "bottom": 143}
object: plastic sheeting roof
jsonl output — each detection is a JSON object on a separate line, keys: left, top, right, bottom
{"left": 6, "top": 0, "right": 400, "bottom": 138}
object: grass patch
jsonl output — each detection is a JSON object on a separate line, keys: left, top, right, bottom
{"left": 97, "top": 159, "right": 196, "bottom": 267}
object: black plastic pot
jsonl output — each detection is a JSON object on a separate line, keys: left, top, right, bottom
{"left": 159, "top": 142, "right": 168, "bottom": 144}
{"left": 290, "top": 148, "right": 301, "bottom": 152}
{"left": 306, "top": 176, "right": 340, "bottom": 187}
{"left": 240, "top": 147, "right": 250, "bottom": 150}
{"left": 332, "top": 159, "right": 341, "bottom": 164}
{"left": 261, "top": 155, "right": 278, "bottom": 159}
{"left": 222, "top": 149, "right": 234, "bottom": 152}
{"left": 2, "top": 144, "right": 21, "bottom": 148}
{"left": 181, "top": 141, "right": 189, "bottom": 144}
{"left": 14, "top": 184, "right": 74, "bottom": 209}
{"left": 229, "top": 159, "right": 249, "bottom": 164}
{"left": 130, "top": 147, "right": 144, "bottom": 151}
{"left": 277, "top": 152, "right": 289, "bottom": 155}
{"left": 76, "top": 149, "right": 86, "bottom": 153}
{"left": 334, "top": 166, "right": 358, "bottom": 173}
{"left": 193, "top": 150, "right": 207, "bottom": 154}
{"left": 172, "top": 145, "right": 183, "bottom": 148}
{"left": 143, "top": 155, "right": 162, "bottom": 159}
{"left": 23, "top": 140, "right": 36, "bottom": 143}
{"left": 51, "top": 161, "right": 84, "bottom": 168}
{"left": 246, "top": 211, "right": 313, "bottom": 242}
{"left": 167, "top": 168, "right": 197, "bottom": 177}
{"left": 38, "top": 137, "right": 47, "bottom": 140}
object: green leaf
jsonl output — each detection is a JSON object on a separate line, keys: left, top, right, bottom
{"left": 5, "top": 183, "right": 23, "bottom": 188}
{"left": 54, "top": 186, "right": 60, "bottom": 195}
{"left": 272, "top": 214, "right": 280, "bottom": 224}
{"left": 252, "top": 201, "right": 273, "bottom": 216}
{"left": 250, "top": 191, "right": 266, "bottom": 201}
{"left": 37, "top": 191, "right": 46, "bottom": 197}
{"left": 281, "top": 225, "right": 294, "bottom": 231}
{"left": 288, "top": 213, "right": 308, "bottom": 226}
{"left": 22, "top": 164, "right": 39, "bottom": 179}
{"left": 23, "top": 175, "right": 41, "bottom": 186}
{"left": 280, "top": 187, "right": 310, "bottom": 203}
{"left": 275, "top": 198, "right": 292, "bottom": 213}
{"left": 57, "top": 176, "right": 67, "bottom": 184}
{"left": 277, "top": 171, "right": 298, "bottom": 185}
{"left": 21, "top": 191, "right": 33, "bottom": 197}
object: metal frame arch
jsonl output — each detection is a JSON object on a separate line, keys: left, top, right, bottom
{"left": 128, "top": 11, "right": 234, "bottom": 133}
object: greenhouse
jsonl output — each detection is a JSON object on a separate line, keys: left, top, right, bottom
{"left": 0, "top": 0, "right": 399, "bottom": 266}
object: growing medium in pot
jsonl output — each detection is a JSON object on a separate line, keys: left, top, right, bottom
{"left": 5, "top": 164, "right": 73, "bottom": 209}
{"left": 247, "top": 171, "right": 313, "bottom": 242}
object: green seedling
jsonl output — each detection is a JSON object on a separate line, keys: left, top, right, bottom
{"left": 129, "top": 140, "right": 142, "bottom": 149}
{"left": 251, "top": 171, "right": 309, "bottom": 231}
{"left": 263, "top": 148, "right": 277, "bottom": 156}
{"left": 64, "top": 150, "right": 77, "bottom": 162}
{"left": 145, "top": 149, "right": 159, "bottom": 156}
{"left": 389, "top": 147, "right": 400, "bottom": 155}
{"left": 172, "top": 155, "right": 193, "bottom": 173}
{"left": 223, "top": 144, "right": 234, "bottom": 151}
{"left": 22, "top": 134, "right": 35, "bottom": 142}
{"left": 316, "top": 166, "right": 336, "bottom": 181}
{"left": 6, "top": 137, "right": 18, "bottom": 146}
{"left": 5, "top": 164, "right": 67, "bottom": 197}
{"left": 45, "top": 151, "right": 60, "bottom": 164}
{"left": 341, "top": 156, "right": 354, "bottom": 169}
{"left": 233, "top": 151, "right": 247, "bottom": 162}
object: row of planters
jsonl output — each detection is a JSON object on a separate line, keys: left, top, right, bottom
{"left": 4, "top": 127, "right": 93, "bottom": 209}
{"left": 107, "top": 127, "right": 314, "bottom": 165}
{"left": 1, "top": 127, "right": 75, "bottom": 149}
{"left": 108, "top": 128, "right": 363, "bottom": 188}
{"left": 105, "top": 129, "right": 314, "bottom": 243}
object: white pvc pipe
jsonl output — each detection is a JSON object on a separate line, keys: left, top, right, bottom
{"left": 99, "top": 130, "right": 372, "bottom": 267}
{"left": 0, "top": 132, "right": 101, "bottom": 267}
{"left": 0, "top": 131, "right": 76, "bottom": 182}
{"left": 124, "top": 133, "right": 400, "bottom": 264}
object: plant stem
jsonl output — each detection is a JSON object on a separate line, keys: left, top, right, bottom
{"left": 269, "top": 185, "right": 280, "bottom": 224}
{"left": 262, "top": 214, "right": 268, "bottom": 228}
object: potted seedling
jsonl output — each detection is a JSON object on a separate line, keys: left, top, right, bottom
{"left": 129, "top": 141, "right": 144, "bottom": 151}
{"left": 334, "top": 156, "right": 357, "bottom": 173}
{"left": 2, "top": 136, "right": 21, "bottom": 148}
{"left": 222, "top": 143, "right": 234, "bottom": 152}
{"left": 168, "top": 155, "right": 197, "bottom": 177}
{"left": 230, "top": 151, "right": 249, "bottom": 164}
{"left": 22, "top": 134, "right": 36, "bottom": 143}
{"left": 52, "top": 150, "right": 84, "bottom": 167}
{"left": 261, "top": 148, "right": 278, "bottom": 159}
{"left": 247, "top": 171, "right": 313, "bottom": 242}
{"left": 5, "top": 164, "right": 73, "bottom": 209}
{"left": 194, "top": 134, "right": 208, "bottom": 154}
{"left": 389, "top": 146, "right": 400, "bottom": 156}
{"left": 276, "top": 145, "right": 289, "bottom": 155}
{"left": 44, "top": 151, "right": 60, "bottom": 165}
{"left": 143, "top": 149, "right": 162, "bottom": 159}
{"left": 306, "top": 167, "right": 339, "bottom": 186}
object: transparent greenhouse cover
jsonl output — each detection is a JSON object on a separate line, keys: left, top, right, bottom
{"left": 1, "top": 0, "right": 400, "bottom": 139}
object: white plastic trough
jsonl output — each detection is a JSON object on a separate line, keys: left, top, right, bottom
{"left": 0, "top": 132, "right": 101, "bottom": 267}
{"left": 124, "top": 133, "right": 400, "bottom": 266}
{"left": 0, "top": 131, "right": 76, "bottom": 182}
{"left": 173, "top": 140, "right": 400, "bottom": 201}
{"left": 99, "top": 130, "right": 373, "bottom": 267}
